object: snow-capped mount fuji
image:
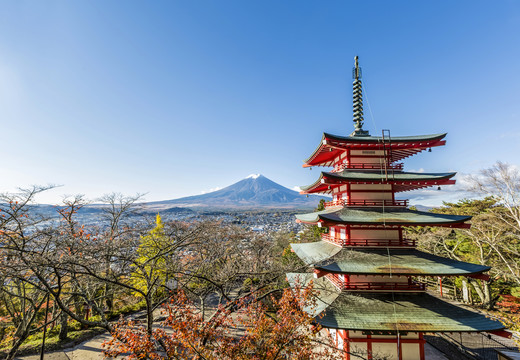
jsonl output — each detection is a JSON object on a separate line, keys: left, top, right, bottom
{"left": 144, "top": 174, "right": 329, "bottom": 210}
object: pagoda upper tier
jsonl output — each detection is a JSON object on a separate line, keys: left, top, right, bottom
{"left": 300, "top": 170, "right": 456, "bottom": 194}
{"left": 304, "top": 132, "right": 447, "bottom": 168}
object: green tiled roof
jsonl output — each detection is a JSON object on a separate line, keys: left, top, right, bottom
{"left": 295, "top": 207, "right": 471, "bottom": 226}
{"left": 300, "top": 170, "right": 456, "bottom": 191}
{"left": 286, "top": 274, "right": 504, "bottom": 332}
{"left": 319, "top": 292, "right": 504, "bottom": 332}
{"left": 323, "top": 132, "right": 447, "bottom": 143}
{"left": 291, "top": 242, "right": 490, "bottom": 275}
{"left": 291, "top": 241, "right": 343, "bottom": 265}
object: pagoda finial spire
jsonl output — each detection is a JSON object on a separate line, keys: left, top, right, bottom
{"left": 351, "top": 56, "right": 369, "bottom": 136}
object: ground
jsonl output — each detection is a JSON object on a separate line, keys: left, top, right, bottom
{"left": 16, "top": 331, "right": 449, "bottom": 360}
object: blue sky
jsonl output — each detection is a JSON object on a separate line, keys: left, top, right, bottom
{"left": 1, "top": 1, "right": 520, "bottom": 205}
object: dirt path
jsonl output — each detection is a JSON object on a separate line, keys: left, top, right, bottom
{"left": 15, "top": 332, "right": 113, "bottom": 360}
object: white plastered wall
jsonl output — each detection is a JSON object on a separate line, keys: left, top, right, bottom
{"left": 373, "top": 343, "right": 398, "bottom": 359}
{"left": 402, "top": 343, "right": 421, "bottom": 360}
{"left": 350, "top": 229, "right": 399, "bottom": 240}
{"left": 350, "top": 149, "right": 387, "bottom": 165}
{"left": 350, "top": 184, "right": 393, "bottom": 202}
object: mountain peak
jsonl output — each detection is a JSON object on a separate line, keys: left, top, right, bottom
{"left": 146, "top": 174, "right": 329, "bottom": 210}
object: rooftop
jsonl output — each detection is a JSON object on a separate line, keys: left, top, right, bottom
{"left": 291, "top": 241, "right": 490, "bottom": 276}
{"left": 304, "top": 133, "right": 447, "bottom": 167}
{"left": 295, "top": 207, "right": 471, "bottom": 227}
{"left": 287, "top": 273, "right": 504, "bottom": 332}
{"left": 300, "top": 170, "right": 456, "bottom": 194}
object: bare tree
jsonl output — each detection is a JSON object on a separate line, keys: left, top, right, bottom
{"left": 467, "top": 161, "right": 520, "bottom": 232}
{"left": 0, "top": 186, "right": 62, "bottom": 359}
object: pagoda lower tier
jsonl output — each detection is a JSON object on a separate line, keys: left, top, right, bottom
{"left": 287, "top": 273, "right": 504, "bottom": 333}
{"left": 287, "top": 273, "right": 505, "bottom": 360}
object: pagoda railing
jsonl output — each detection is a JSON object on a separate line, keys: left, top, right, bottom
{"left": 332, "top": 162, "right": 404, "bottom": 172}
{"left": 321, "top": 234, "right": 416, "bottom": 247}
{"left": 326, "top": 274, "right": 425, "bottom": 292}
{"left": 324, "top": 199, "right": 408, "bottom": 208}
{"left": 342, "top": 282, "right": 425, "bottom": 291}
{"left": 321, "top": 234, "right": 344, "bottom": 246}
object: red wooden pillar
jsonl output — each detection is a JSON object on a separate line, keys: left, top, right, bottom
{"left": 367, "top": 334, "right": 373, "bottom": 360}
{"left": 398, "top": 332, "right": 403, "bottom": 360}
{"left": 419, "top": 332, "right": 425, "bottom": 360}
{"left": 344, "top": 330, "right": 350, "bottom": 360}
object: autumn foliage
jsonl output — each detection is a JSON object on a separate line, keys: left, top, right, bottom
{"left": 103, "top": 283, "right": 340, "bottom": 360}
{"left": 496, "top": 294, "right": 520, "bottom": 314}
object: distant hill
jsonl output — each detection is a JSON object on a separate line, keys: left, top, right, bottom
{"left": 142, "top": 174, "right": 329, "bottom": 211}
{"left": 410, "top": 204, "right": 433, "bottom": 212}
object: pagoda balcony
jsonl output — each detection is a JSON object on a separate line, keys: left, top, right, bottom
{"left": 324, "top": 199, "right": 409, "bottom": 208}
{"left": 326, "top": 275, "right": 426, "bottom": 292}
{"left": 342, "top": 282, "right": 425, "bottom": 292}
{"left": 332, "top": 162, "right": 404, "bottom": 172}
{"left": 321, "top": 234, "right": 416, "bottom": 247}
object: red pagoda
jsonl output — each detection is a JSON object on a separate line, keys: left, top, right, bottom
{"left": 288, "top": 57, "right": 504, "bottom": 360}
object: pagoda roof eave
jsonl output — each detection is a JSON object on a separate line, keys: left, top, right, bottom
{"left": 323, "top": 132, "right": 447, "bottom": 144}
{"left": 315, "top": 264, "right": 492, "bottom": 277}
{"left": 295, "top": 207, "right": 471, "bottom": 227}
{"left": 304, "top": 133, "right": 447, "bottom": 167}
{"left": 290, "top": 241, "right": 343, "bottom": 265}
{"left": 325, "top": 170, "right": 456, "bottom": 183}
{"left": 286, "top": 273, "right": 504, "bottom": 333}
{"left": 291, "top": 241, "right": 491, "bottom": 276}
{"left": 299, "top": 170, "right": 457, "bottom": 194}
{"left": 299, "top": 172, "right": 329, "bottom": 194}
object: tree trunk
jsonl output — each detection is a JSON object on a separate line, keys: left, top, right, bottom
{"left": 146, "top": 295, "right": 154, "bottom": 336}
{"left": 59, "top": 311, "right": 68, "bottom": 341}
{"left": 6, "top": 338, "right": 24, "bottom": 360}
{"left": 105, "top": 283, "right": 114, "bottom": 312}
{"left": 6, "top": 306, "right": 41, "bottom": 360}
{"left": 200, "top": 296, "right": 205, "bottom": 320}
{"left": 469, "top": 279, "right": 488, "bottom": 308}
{"left": 104, "top": 260, "right": 114, "bottom": 312}
{"left": 483, "top": 280, "right": 492, "bottom": 310}
{"left": 462, "top": 278, "right": 470, "bottom": 303}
